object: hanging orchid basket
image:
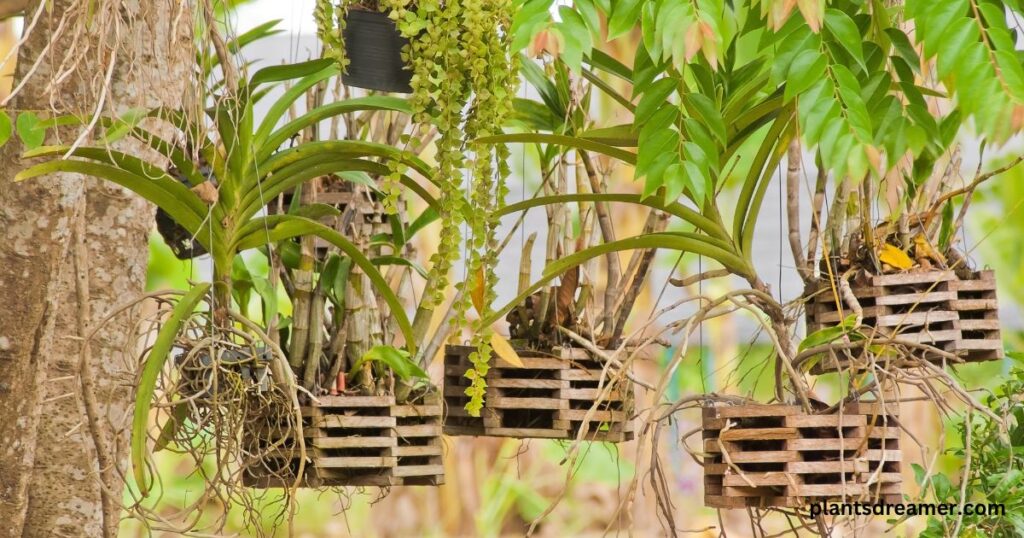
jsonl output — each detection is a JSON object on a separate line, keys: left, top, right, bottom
{"left": 806, "top": 269, "right": 1002, "bottom": 373}
{"left": 701, "top": 399, "right": 902, "bottom": 509}
{"left": 442, "top": 345, "right": 635, "bottom": 442}
{"left": 243, "top": 389, "right": 443, "bottom": 488}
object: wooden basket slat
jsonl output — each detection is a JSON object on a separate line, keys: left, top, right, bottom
{"left": 246, "top": 391, "right": 444, "bottom": 488}
{"left": 702, "top": 402, "right": 903, "bottom": 508}
{"left": 442, "top": 345, "right": 634, "bottom": 442}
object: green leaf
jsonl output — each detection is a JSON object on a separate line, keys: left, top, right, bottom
{"left": 131, "top": 283, "right": 210, "bottom": 496}
{"left": 248, "top": 58, "right": 334, "bottom": 87}
{"left": 153, "top": 402, "right": 189, "bottom": 453}
{"left": 373, "top": 255, "right": 428, "bottom": 278}
{"left": 292, "top": 203, "right": 342, "bottom": 221}
{"left": 0, "top": 112, "right": 12, "bottom": 147}
{"left": 635, "top": 77, "right": 678, "bottom": 124}
{"left": 350, "top": 345, "right": 428, "bottom": 381}
{"left": 556, "top": 8, "right": 591, "bottom": 73}
{"left": 663, "top": 162, "right": 686, "bottom": 202}
{"left": 482, "top": 233, "right": 750, "bottom": 327}
{"left": 683, "top": 93, "right": 727, "bottom": 146}
{"left": 608, "top": 0, "right": 644, "bottom": 40}
{"left": 16, "top": 112, "right": 46, "bottom": 149}
{"left": 824, "top": 8, "right": 865, "bottom": 67}
{"left": 405, "top": 206, "right": 439, "bottom": 241}
{"left": 912, "top": 463, "right": 927, "bottom": 487}
{"left": 16, "top": 156, "right": 208, "bottom": 241}
{"left": 785, "top": 49, "right": 827, "bottom": 101}
{"left": 578, "top": 124, "right": 638, "bottom": 146}
{"left": 798, "top": 314, "right": 860, "bottom": 352}
{"left": 683, "top": 160, "right": 708, "bottom": 205}
{"left": 338, "top": 170, "right": 376, "bottom": 189}
{"left": 885, "top": 28, "right": 921, "bottom": 73}
{"left": 477, "top": 133, "right": 637, "bottom": 165}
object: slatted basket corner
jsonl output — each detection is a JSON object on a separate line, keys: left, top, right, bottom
{"left": 243, "top": 391, "right": 444, "bottom": 488}
{"left": 267, "top": 178, "right": 394, "bottom": 258}
{"left": 442, "top": 345, "right": 634, "bottom": 442}
{"left": 806, "top": 269, "right": 1002, "bottom": 373}
{"left": 701, "top": 401, "right": 902, "bottom": 509}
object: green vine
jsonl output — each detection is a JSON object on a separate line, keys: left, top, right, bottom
{"left": 314, "top": 0, "right": 348, "bottom": 71}
{"left": 315, "top": 0, "right": 517, "bottom": 415}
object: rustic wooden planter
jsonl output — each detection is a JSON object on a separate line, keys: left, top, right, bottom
{"left": 806, "top": 270, "right": 1002, "bottom": 373}
{"left": 442, "top": 345, "right": 634, "bottom": 442}
{"left": 950, "top": 270, "right": 1002, "bottom": 361}
{"left": 702, "top": 401, "right": 902, "bottom": 509}
{"left": 268, "top": 180, "right": 393, "bottom": 259}
{"left": 243, "top": 391, "right": 444, "bottom": 488}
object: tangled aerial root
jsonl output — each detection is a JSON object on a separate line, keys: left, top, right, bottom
{"left": 80, "top": 291, "right": 368, "bottom": 537}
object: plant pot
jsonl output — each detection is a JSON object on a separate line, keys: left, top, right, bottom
{"left": 805, "top": 269, "right": 1002, "bottom": 373}
{"left": 442, "top": 345, "right": 635, "bottom": 442}
{"left": 243, "top": 390, "right": 444, "bottom": 488}
{"left": 176, "top": 347, "right": 272, "bottom": 403}
{"left": 702, "top": 400, "right": 902, "bottom": 509}
{"left": 949, "top": 270, "right": 1002, "bottom": 361}
{"left": 267, "top": 177, "right": 395, "bottom": 259}
{"left": 341, "top": 9, "right": 413, "bottom": 94}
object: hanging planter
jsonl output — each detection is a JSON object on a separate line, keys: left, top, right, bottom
{"left": 805, "top": 269, "right": 1002, "bottom": 373}
{"left": 268, "top": 176, "right": 394, "bottom": 260}
{"left": 175, "top": 347, "right": 272, "bottom": 405}
{"left": 243, "top": 390, "right": 443, "bottom": 488}
{"left": 339, "top": 8, "right": 413, "bottom": 93}
{"left": 701, "top": 400, "right": 902, "bottom": 509}
{"left": 950, "top": 269, "right": 1003, "bottom": 362}
{"left": 443, "top": 345, "right": 634, "bottom": 442}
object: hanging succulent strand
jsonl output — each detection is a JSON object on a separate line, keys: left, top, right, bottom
{"left": 458, "top": 0, "right": 518, "bottom": 416}
{"left": 314, "top": 0, "right": 517, "bottom": 413}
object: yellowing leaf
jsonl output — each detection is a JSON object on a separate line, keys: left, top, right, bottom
{"left": 490, "top": 333, "right": 523, "bottom": 368}
{"left": 470, "top": 264, "right": 486, "bottom": 315}
{"left": 878, "top": 243, "right": 913, "bottom": 270}
{"left": 684, "top": 24, "right": 702, "bottom": 62}
{"left": 913, "top": 233, "right": 946, "bottom": 265}
{"left": 190, "top": 182, "right": 219, "bottom": 205}
{"left": 797, "top": 0, "right": 823, "bottom": 32}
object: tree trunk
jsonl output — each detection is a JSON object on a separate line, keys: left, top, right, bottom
{"left": 0, "top": 2, "right": 191, "bottom": 537}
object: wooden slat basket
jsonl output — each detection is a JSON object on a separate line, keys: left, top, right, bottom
{"left": 443, "top": 345, "right": 634, "bottom": 442}
{"left": 806, "top": 270, "right": 1002, "bottom": 373}
{"left": 702, "top": 401, "right": 902, "bottom": 509}
{"left": 267, "top": 177, "right": 393, "bottom": 259}
{"left": 243, "top": 391, "right": 444, "bottom": 488}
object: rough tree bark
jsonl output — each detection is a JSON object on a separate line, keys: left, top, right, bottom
{"left": 0, "top": 1, "right": 191, "bottom": 537}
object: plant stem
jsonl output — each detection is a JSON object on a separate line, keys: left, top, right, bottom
{"left": 786, "top": 139, "right": 812, "bottom": 284}
{"left": 580, "top": 150, "right": 620, "bottom": 340}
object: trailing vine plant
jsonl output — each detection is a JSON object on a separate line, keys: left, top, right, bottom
{"left": 315, "top": 0, "right": 519, "bottom": 415}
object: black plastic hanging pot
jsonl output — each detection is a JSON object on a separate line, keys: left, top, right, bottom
{"left": 342, "top": 9, "right": 413, "bottom": 94}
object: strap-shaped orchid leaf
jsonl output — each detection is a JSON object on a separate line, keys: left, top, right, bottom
{"left": 475, "top": 133, "right": 638, "bottom": 165}
{"left": 236, "top": 157, "right": 439, "bottom": 222}
{"left": 259, "top": 139, "right": 433, "bottom": 179}
{"left": 15, "top": 158, "right": 209, "bottom": 247}
{"left": 482, "top": 233, "right": 754, "bottom": 327}
{"left": 254, "top": 63, "right": 340, "bottom": 146}
{"left": 259, "top": 97, "right": 412, "bottom": 160}
{"left": 497, "top": 193, "right": 730, "bottom": 242}
{"left": 131, "top": 283, "right": 210, "bottom": 496}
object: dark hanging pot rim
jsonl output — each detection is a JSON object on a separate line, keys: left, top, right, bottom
{"left": 341, "top": 8, "right": 414, "bottom": 94}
